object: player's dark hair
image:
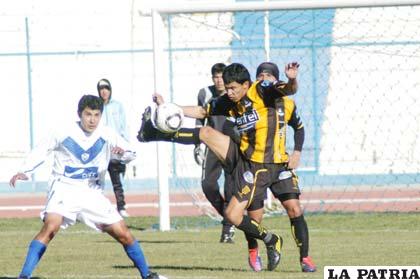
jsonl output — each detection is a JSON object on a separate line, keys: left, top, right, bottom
{"left": 222, "top": 63, "right": 251, "bottom": 85}
{"left": 211, "top": 63, "right": 226, "bottom": 76}
{"left": 77, "top": 95, "right": 104, "bottom": 116}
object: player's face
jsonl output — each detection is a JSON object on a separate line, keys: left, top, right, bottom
{"left": 80, "top": 107, "right": 102, "bottom": 133}
{"left": 225, "top": 81, "right": 249, "bottom": 102}
{"left": 257, "top": 72, "right": 277, "bottom": 82}
{"left": 212, "top": 72, "right": 225, "bottom": 93}
{"left": 99, "top": 88, "right": 111, "bottom": 104}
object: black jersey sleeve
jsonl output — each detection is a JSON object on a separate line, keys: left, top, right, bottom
{"left": 288, "top": 105, "right": 305, "bottom": 151}
{"left": 207, "top": 94, "right": 234, "bottom": 116}
{"left": 258, "top": 80, "right": 296, "bottom": 98}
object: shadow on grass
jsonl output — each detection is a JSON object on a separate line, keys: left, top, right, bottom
{"left": 0, "top": 277, "right": 41, "bottom": 279}
{"left": 113, "top": 264, "right": 248, "bottom": 272}
{"left": 95, "top": 239, "right": 193, "bottom": 244}
{"left": 127, "top": 225, "right": 147, "bottom": 231}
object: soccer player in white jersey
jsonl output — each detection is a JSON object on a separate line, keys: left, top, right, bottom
{"left": 10, "top": 95, "right": 165, "bottom": 279}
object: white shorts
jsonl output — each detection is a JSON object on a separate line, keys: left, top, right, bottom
{"left": 40, "top": 178, "right": 122, "bottom": 231}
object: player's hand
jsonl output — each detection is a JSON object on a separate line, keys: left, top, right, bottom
{"left": 111, "top": 146, "right": 125, "bottom": 155}
{"left": 9, "top": 172, "right": 29, "bottom": 187}
{"left": 193, "top": 145, "right": 205, "bottom": 166}
{"left": 152, "top": 93, "right": 164, "bottom": 105}
{"left": 287, "top": 150, "right": 301, "bottom": 169}
{"left": 285, "top": 62, "right": 299, "bottom": 80}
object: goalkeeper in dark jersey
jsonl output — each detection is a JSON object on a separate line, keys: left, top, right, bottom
{"left": 194, "top": 63, "right": 237, "bottom": 243}
{"left": 137, "top": 62, "right": 298, "bottom": 272}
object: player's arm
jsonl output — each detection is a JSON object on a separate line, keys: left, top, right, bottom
{"left": 196, "top": 89, "right": 206, "bottom": 127}
{"left": 112, "top": 132, "right": 137, "bottom": 164}
{"left": 283, "top": 62, "right": 299, "bottom": 95}
{"left": 268, "top": 62, "right": 299, "bottom": 97}
{"left": 287, "top": 104, "right": 304, "bottom": 169}
{"left": 10, "top": 134, "right": 58, "bottom": 187}
{"left": 152, "top": 92, "right": 232, "bottom": 119}
{"left": 152, "top": 93, "right": 207, "bottom": 119}
{"left": 119, "top": 102, "right": 129, "bottom": 141}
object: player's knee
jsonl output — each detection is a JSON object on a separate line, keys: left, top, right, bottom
{"left": 38, "top": 223, "right": 60, "bottom": 242}
{"left": 285, "top": 204, "right": 302, "bottom": 218}
{"left": 117, "top": 230, "right": 134, "bottom": 245}
{"left": 225, "top": 207, "right": 241, "bottom": 226}
{"left": 199, "top": 126, "right": 214, "bottom": 141}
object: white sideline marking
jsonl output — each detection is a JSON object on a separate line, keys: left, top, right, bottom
{"left": 0, "top": 201, "right": 211, "bottom": 211}
{"left": 1, "top": 197, "right": 420, "bottom": 211}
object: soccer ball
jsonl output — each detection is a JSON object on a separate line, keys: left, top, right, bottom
{"left": 153, "top": 103, "right": 184, "bottom": 133}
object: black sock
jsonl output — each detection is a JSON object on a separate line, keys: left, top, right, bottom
{"left": 172, "top": 128, "right": 200, "bottom": 144}
{"left": 244, "top": 232, "right": 258, "bottom": 250}
{"left": 290, "top": 215, "right": 309, "bottom": 259}
{"left": 237, "top": 215, "right": 276, "bottom": 245}
{"left": 138, "top": 117, "right": 200, "bottom": 144}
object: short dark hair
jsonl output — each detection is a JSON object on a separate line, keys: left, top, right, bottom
{"left": 211, "top": 63, "right": 226, "bottom": 76}
{"left": 77, "top": 95, "right": 104, "bottom": 116}
{"left": 222, "top": 63, "right": 251, "bottom": 85}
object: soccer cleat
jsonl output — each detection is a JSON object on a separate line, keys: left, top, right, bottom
{"left": 137, "top": 106, "right": 156, "bottom": 142}
{"left": 266, "top": 234, "right": 283, "bottom": 271}
{"left": 219, "top": 225, "right": 235, "bottom": 243}
{"left": 119, "top": 209, "right": 130, "bottom": 218}
{"left": 248, "top": 248, "right": 263, "bottom": 272}
{"left": 145, "top": 272, "right": 168, "bottom": 279}
{"left": 219, "top": 233, "right": 234, "bottom": 243}
{"left": 301, "top": 256, "right": 317, "bottom": 272}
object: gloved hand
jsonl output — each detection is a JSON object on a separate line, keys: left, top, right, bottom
{"left": 193, "top": 145, "right": 205, "bottom": 166}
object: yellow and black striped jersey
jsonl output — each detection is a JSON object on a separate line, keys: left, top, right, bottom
{"left": 208, "top": 81, "right": 304, "bottom": 164}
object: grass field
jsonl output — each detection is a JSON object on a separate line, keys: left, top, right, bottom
{"left": 0, "top": 213, "right": 419, "bottom": 279}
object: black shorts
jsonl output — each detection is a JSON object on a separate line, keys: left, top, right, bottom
{"left": 224, "top": 139, "right": 293, "bottom": 209}
{"left": 269, "top": 169, "right": 301, "bottom": 200}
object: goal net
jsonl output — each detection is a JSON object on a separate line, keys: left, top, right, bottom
{"left": 148, "top": 0, "right": 420, "bottom": 219}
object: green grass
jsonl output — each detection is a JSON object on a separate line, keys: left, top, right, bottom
{"left": 0, "top": 213, "right": 419, "bottom": 279}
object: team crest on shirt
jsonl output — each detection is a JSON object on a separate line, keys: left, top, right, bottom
{"left": 81, "top": 152, "right": 90, "bottom": 162}
{"left": 243, "top": 171, "right": 254, "bottom": 184}
{"left": 244, "top": 100, "right": 252, "bottom": 108}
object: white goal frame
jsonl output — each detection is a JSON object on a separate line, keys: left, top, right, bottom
{"left": 149, "top": 0, "right": 420, "bottom": 231}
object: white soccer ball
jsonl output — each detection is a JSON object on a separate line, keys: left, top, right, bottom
{"left": 154, "top": 103, "right": 184, "bottom": 133}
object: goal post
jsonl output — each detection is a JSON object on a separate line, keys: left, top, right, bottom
{"left": 149, "top": 0, "right": 420, "bottom": 230}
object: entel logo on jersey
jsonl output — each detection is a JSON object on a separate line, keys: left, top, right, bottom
{"left": 236, "top": 109, "right": 259, "bottom": 132}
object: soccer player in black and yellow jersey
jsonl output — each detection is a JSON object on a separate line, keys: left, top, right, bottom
{"left": 254, "top": 62, "right": 316, "bottom": 272}
{"left": 137, "top": 62, "right": 299, "bottom": 272}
